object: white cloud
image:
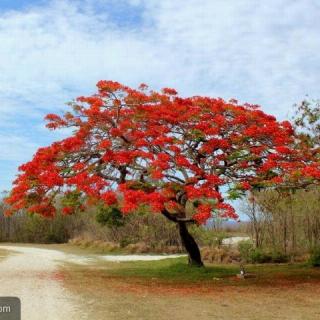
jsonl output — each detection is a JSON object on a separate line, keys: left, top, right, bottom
{"left": 0, "top": 135, "right": 38, "bottom": 161}
{"left": 0, "top": 0, "right": 319, "bottom": 118}
{"left": 0, "top": 0, "right": 319, "bottom": 190}
{"left": 141, "top": 0, "right": 320, "bottom": 112}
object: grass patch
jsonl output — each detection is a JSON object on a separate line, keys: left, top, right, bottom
{"left": 102, "top": 257, "right": 238, "bottom": 282}
{"left": 3, "top": 243, "right": 320, "bottom": 286}
{"left": 63, "top": 256, "right": 320, "bottom": 290}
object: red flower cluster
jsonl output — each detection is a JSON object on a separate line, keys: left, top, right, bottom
{"left": 4, "top": 80, "right": 320, "bottom": 226}
{"left": 193, "top": 204, "right": 212, "bottom": 224}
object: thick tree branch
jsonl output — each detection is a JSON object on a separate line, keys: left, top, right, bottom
{"left": 161, "top": 208, "right": 195, "bottom": 224}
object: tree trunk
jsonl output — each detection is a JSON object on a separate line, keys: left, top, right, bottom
{"left": 178, "top": 222, "right": 203, "bottom": 267}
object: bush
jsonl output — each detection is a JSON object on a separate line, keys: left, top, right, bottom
{"left": 238, "top": 240, "right": 289, "bottom": 264}
{"left": 270, "top": 251, "right": 289, "bottom": 263}
{"left": 309, "top": 248, "right": 320, "bottom": 267}
{"left": 96, "top": 206, "right": 125, "bottom": 227}
{"left": 119, "top": 237, "right": 132, "bottom": 248}
{"left": 238, "top": 240, "right": 254, "bottom": 262}
{"left": 249, "top": 248, "right": 272, "bottom": 263}
{"left": 249, "top": 249, "right": 290, "bottom": 264}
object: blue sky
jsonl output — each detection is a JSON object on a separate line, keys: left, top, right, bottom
{"left": 0, "top": 0, "right": 319, "bottom": 196}
{"left": 0, "top": 0, "right": 44, "bottom": 11}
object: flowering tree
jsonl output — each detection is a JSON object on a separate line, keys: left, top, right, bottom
{"left": 5, "top": 81, "right": 320, "bottom": 266}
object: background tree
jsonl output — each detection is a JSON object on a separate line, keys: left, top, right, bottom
{"left": 294, "top": 98, "right": 320, "bottom": 147}
{"left": 5, "top": 81, "right": 320, "bottom": 266}
{"left": 239, "top": 99, "right": 320, "bottom": 260}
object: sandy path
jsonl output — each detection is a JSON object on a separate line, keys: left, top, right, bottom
{"left": 0, "top": 245, "right": 86, "bottom": 320}
{"left": 0, "top": 245, "right": 185, "bottom": 319}
{"left": 100, "top": 254, "right": 186, "bottom": 262}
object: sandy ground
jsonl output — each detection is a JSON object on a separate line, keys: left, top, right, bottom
{"left": 100, "top": 254, "right": 185, "bottom": 262}
{"left": 0, "top": 246, "right": 84, "bottom": 320}
{"left": 0, "top": 245, "right": 184, "bottom": 320}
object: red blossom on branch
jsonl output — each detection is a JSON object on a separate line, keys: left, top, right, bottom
{"left": 4, "top": 80, "right": 320, "bottom": 226}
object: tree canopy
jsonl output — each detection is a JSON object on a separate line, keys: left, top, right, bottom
{"left": 5, "top": 81, "right": 320, "bottom": 221}
{"left": 4, "top": 81, "right": 320, "bottom": 265}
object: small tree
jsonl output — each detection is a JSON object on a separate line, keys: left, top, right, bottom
{"left": 5, "top": 81, "right": 320, "bottom": 266}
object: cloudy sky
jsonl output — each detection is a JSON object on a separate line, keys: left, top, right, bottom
{"left": 0, "top": 0, "right": 319, "bottom": 192}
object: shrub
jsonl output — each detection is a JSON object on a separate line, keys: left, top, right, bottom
{"left": 96, "top": 206, "right": 125, "bottom": 227}
{"left": 119, "top": 237, "right": 132, "bottom": 248}
{"left": 238, "top": 240, "right": 254, "bottom": 262}
{"left": 270, "top": 251, "right": 289, "bottom": 263}
{"left": 309, "top": 247, "right": 320, "bottom": 267}
{"left": 249, "top": 248, "right": 272, "bottom": 263}
{"left": 238, "top": 240, "right": 289, "bottom": 264}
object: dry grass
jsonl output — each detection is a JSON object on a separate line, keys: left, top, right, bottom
{"left": 69, "top": 237, "right": 121, "bottom": 252}
{"left": 201, "top": 246, "right": 241, "bottom": 264}
{"left": 67, "top": 237, "right": 182, "bottom": 255}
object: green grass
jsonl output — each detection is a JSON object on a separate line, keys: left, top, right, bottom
{"left": 64, "top": 254, "right": 320, "bottom": 287}
{"left": 42, "top": 243, "right": 320, "bottom": 285}
{"left": 102, "top": 257, "right": 238, "bottom": 282}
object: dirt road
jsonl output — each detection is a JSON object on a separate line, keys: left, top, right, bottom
{"left": 0, "top": 245, "right": 86, "bottom": 320}
{"left": 0, "top": 245, "right": 185, "bottom": 320}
